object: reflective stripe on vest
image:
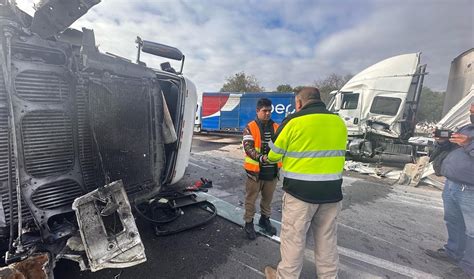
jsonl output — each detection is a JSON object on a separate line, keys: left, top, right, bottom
{"left": 280, "top": 170, "right": 343, "bottom": 181}
{"left": 268, "top": 142, "right": 346, "bottom": 159}
{"left": 269, "top": 113, "right": 347, "bottom": 181}
{"left": 244, "top": 120, "right": 282, "bottom": 172}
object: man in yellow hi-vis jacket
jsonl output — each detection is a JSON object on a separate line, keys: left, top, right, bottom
{"left": 263, "top": 87, "right": 347, "bottom": 279}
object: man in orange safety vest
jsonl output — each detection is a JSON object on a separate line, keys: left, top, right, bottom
{"left": 242, "top": 98, "right": 282, "bottom": 240}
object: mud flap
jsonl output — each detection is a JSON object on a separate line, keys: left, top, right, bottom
{"left": 72, "top": 180, "right": 146, "bottom": 272}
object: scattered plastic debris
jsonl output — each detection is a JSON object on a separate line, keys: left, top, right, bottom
{"left": 344, "top": 158, "right": 443, "bottom": 188}
{"left": 344, "top": 160, "right": 401, "bottom": 179}
{"left": 398, "top": 156, "right": 430, "bottom": 186}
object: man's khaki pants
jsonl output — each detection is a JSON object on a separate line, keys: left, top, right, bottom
{"left": 277, "top": 192, "right": 341, "bottom": 279}
{"left": 243, "top": 176, "right": 278, "bottom": 223}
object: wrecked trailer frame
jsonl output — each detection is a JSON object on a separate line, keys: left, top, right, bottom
{"left": 0, "top": 0, "right": 197, "bottom": 274}
{"left": 438, "top": 48, "right": 474, "bottom": 130}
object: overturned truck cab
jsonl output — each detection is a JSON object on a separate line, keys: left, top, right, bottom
{"left": 0, "top": 0, "right": 197, "bottom": 274}
{"left": 328, "top": 53, "right": 427, "bottom": 158}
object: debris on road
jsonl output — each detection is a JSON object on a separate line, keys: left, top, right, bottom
{"left": 184, "top": 178, "right": 213, "bottom": 192}
{"left": 134, "top": 190, "right": 217, "bottom": 237}
{"left": 398, "top": 156, "right": 431, "bottom": 187}
{"left": 0, "top": 253, "right": 50, "bottom": 279}
{"left": 344, "top": 157, "right": 444, "bottom": 188}
{"left": 344, "top": 160, "right": 401, "bottom": 179}
{"left": 397, "top": 156, "right": 444, "bottom": 188}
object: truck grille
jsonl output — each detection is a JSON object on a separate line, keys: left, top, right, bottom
{"left": 0, "top": 68, "right": 31, "bottom": 225}
{"left": 15, "top": 70, "right": 70, "bottom": 103}
{"left": 22, "top": 111, "right": 74, "bottom": 177}
{"left": 0, "top": 107, "right": 9, "bottom": 182}
{"left": 76, "top": 82, "right": 98, "bottom": 191}
{"left": 11, "top": 65, "right": 86, "bottom": 238}
{"left": 32, "top": 179, "right": 83, "bottom": 210}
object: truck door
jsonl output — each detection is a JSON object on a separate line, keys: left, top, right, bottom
{"left": 339, "top": 92, "right": 362, "bottom": 136}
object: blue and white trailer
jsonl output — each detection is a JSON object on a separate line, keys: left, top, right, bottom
{"left": 197, "top": 92, "right": 295, "bottom": 132}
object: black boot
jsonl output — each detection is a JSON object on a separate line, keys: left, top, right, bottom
{"left": 244, "top": 220, "right": 256, "bottom": 240}
{"left": 259, "top": 215, "right": 277, "bottom": 235}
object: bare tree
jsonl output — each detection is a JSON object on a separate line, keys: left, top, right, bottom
{"left": 313, "top": 73, "right": 353, "bottom": 103}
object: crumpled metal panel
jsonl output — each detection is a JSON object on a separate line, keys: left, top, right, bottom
{"left": 72, "top": 180, "right": 146, "bottom": 272}
{"left": 31, "top": 0, "right": 101, "bottom": 39}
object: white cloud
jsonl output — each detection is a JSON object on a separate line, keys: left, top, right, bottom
{"left": 314, "top": 0, "right": 474, "bottom": 91}
{"left": 14, "top": 0, "right": 474, "bottom": 92}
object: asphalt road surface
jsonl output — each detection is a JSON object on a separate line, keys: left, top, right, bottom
{"left": 55, "top": 133, "right": 460, "bottom": 278}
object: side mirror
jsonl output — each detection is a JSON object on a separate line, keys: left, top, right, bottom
{"left": 136, "top": 37, "right": 185, "bottom": 73}
{"left": 141, "top": 41, "right": 183, "bottom": 61}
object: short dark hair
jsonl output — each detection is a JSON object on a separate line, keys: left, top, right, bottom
{"left": 256, "top": 98, "right": 272, "bottom": 110}
{"left": 295, "top": 87, "right": 321, "bottom": 104}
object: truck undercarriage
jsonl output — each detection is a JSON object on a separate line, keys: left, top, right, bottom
{"left": 0, "top": 0, "right": 195, "bottom": 274}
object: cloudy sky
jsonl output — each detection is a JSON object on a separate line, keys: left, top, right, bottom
{"left": 16, "top": 0, "right": 474, "bottom": 93}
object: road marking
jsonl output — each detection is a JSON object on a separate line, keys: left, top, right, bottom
{"left": 206, "top": 245, "right": 265, "bottom": 276}
{"left": 270, "top": 231, "right": 438, "bottom": 278}
{"left": 303, "top": 249, "right": 384, "bottom": 279}
{"left": 384, "top": 194, "right": 444, "bottom": 211}
{"left": 269, "top": 235, "right": 430, "bottom": 278}
{"left": 190, "top": 157, "right": 223, "bottom": 169}
{"left": 337, "top": 223, "right": 413, "bottom": 254}
{"left": 198, "top": 192, "right": 441, "bottom": 279}
{"left": 228, "top": 257, "right": 265, "bottom": 276}
{"left": 188, "top": 161, "right": 209, "bottom": 171}
{"left": 337, "top": 246, "right": 440, "bottom": 279}
{"left": 389, "top": 189, "right": 443, "bottom": 209}
{"left": 193, "top": 153, "right": 243, "bottom": 168}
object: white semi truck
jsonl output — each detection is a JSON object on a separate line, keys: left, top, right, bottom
{"left": 328, "top": 53, "right": 427, "bottom": 158}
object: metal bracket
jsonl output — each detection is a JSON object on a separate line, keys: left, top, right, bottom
{"left": 72, "top": 180, "right": 146, "bottom": 272}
